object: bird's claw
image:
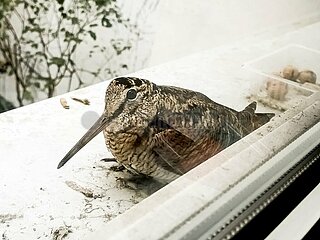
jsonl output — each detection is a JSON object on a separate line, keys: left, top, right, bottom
{"left": 100, "top": 157, "right": 117, "bottom": 163}
{"left": 109, "top": 165, "right": 126, "bottom": 172}
{"left": 115, "top": 176, "right": 137, "bottom": 190}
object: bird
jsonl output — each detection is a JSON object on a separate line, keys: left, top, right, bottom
{"left": 57, "top": 77, "right": 274, "bottom": 182}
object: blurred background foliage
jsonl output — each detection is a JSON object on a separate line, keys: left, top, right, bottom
{"left": 0, "top": 0, "right": 139, "bottom": 112}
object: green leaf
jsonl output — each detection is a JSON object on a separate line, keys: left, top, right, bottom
{"left": 71, "top": 17, "right": 79, "bottom": 24}
{"left": 71, "top": 37, "right": 82, "bottom": 43}
{"left": 31, "top": 43, "right": 38, "bottom": 49}
{"left": 33, "top": 82, "right": 41, "bottom": 88}
{"left": 88, "top": 31, "right": 96, "bottom": 40}
{"left": 30, "top": 26, "right": 44, "bottom": 33}
{"left": 28, "top": 18, "right": 35, "bottom": 24}
{"left": 22, "top": 26, "right": 31, "bottom": 34}
{"left": 35, "top": 51, "right": 45, "bottom": 57}
{"left": 94, "top": 0, "right": 110, "bottom": 7}
{"left": 0, "top": 95, "right": 15, "bottom": 113}
{"left": 101, "top": 17, "right": 112, "bottom": 27}
{"left": 22, "top": 90, "right": 34, "bottom": 101}
{"left": 50, "top": 57, "right": 65, "bottom": 67}
{"left": 65, "top": 31, "right": 73, "bottom": 38}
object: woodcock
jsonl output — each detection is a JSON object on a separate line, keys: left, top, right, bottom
{"left": 57, "top": 77, "right": 274, "bottom": 182}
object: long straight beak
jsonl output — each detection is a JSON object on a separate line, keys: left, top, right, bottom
{"left": 57, "top": 114, "right": 109, "bottom": 169}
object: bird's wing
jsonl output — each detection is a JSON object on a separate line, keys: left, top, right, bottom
{"left": 149, "top": 117, "right": 196, "bottom": 174}
{"left": 151, "top": 102, "right": 252, "bottom": 170}
{"left": 150, "top": 88, "right": 272, "bottom": 174}
{"left": 149, "top": 114, "right": 229, "bottom": 174}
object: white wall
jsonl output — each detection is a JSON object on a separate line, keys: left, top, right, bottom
{"left": 148, "top": 0, "right": 320, "bottom": 66}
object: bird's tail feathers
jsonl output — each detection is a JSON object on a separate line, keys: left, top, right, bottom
{"left": 241, "top": 101, "right": 275, "bottom": 131}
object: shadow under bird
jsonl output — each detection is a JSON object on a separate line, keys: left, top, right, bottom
{"left": 57, "top": 77, "right": 274, "bottom": 182}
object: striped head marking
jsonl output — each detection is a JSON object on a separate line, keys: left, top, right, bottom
{"left": 104, "top": 77, "right": 157, "bottom": 120}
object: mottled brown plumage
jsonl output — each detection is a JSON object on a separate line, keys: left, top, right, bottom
{"left": 58, "top": 77, "right": 274, "bottom": 182}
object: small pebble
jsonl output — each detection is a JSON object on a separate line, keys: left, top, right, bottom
{"left": 266, "top": 79, "right": 288, "bottom": 101}
{"left": 281, "top": 65, "right": 299, "bottom": 81}
{"left": 297, "top": 70, "right": 317, "bottom": 84}
{"left": 60, "top": 98, "right": 69, "bottom": 109}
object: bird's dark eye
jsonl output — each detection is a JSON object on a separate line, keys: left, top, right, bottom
{"left": 126, "top": 89, "right": 137, "bottom": 100}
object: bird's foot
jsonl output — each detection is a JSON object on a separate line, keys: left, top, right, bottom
{"left": 115, "top": 175, "right": 150, "bottom": 190}
{"left": 100, "top": 158, "right": 125, "bottom": 172}
{"left": 109, "top": 165, "right": 126, "bottom": 172}
{"left": 100, "top": 157, "right": 117, "bottom": 163}
{"left": 115, "top": 175, "right": 165, "bottom": 195}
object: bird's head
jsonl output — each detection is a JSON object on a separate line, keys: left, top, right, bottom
{"left": 104, "top": 77, "right": 158, "bottom": 131}
{"left": 57, "top": 77, "right": 159, "bottom": 169}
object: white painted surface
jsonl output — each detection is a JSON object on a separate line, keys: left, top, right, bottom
{"left": 149, "top": 0, "right": 320, "bottom": 65}
{"left": 266, "top": 182, "right": 320, "bottom": 240}
{"left": 0, "top": 19, "right": 320, "bottom": 240}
